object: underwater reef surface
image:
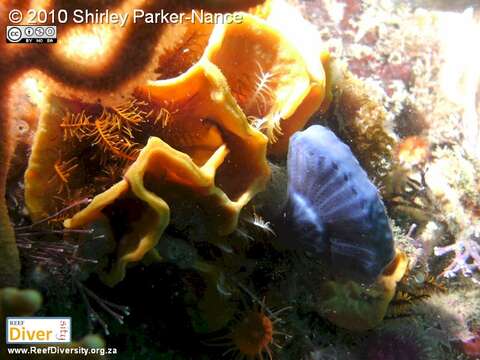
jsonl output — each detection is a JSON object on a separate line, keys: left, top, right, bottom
{"left": 1, "top": 0, "right": 480, "bottom": 359}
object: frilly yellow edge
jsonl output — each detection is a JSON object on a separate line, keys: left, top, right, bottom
{"left": 64, "top": 61, "right": 270, "bottom": 286}
{"left": 203, "top": 11, "right": 328, "bottom": 156}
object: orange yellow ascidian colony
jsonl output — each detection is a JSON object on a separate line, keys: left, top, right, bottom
{"left": 0, "top": 0, "right": 330, "bottom": 287}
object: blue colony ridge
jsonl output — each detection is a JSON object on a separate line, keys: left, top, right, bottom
{"left": 283, "top": 125, "right": 395, "bottom": 284}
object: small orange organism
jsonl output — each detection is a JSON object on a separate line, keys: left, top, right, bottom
{"left": 49, "top": 156, "right": 79, "bottom": 194}
{"left": 60, "top": 111, "right": 92, "bottom": 141}
{"left": 231, "top": 309, "right": 273, "bottom": 359}
{"left": 223, "top": 298, "right": 290, "bottom": 360}
{"left": 92, "top": 114, "right": 139, "bottom": 162}
{"left": 153, "top": 107, "right": 173, "bottom": 127}
{"left": 112, "top": 98, "right": 147, "bottom": 127}
{"left": 396, "top": 136, "right": 430, "bottom": 167}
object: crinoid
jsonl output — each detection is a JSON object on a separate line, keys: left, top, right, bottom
{"left": 60, "top": 111, "right": 92, "bottom": 141}
{"left": 386, "top": 272, "right": 447, "bottom": 318}
{"left": 60, "top": 99, "right": 145, "bottom": 165}
{"left": 140, "top": 96, "right": 191, "bottom": 128}
{"left": 48, "top": 155, "right": 79, "bottom": 195}
{"left": 91, "top": 111, "right": 140, "bottom": 163}
{"left": 153, "top": 107, "right": 173, "bottom": 128}
{"left": 385, "top": 291, "right": 416, "bottom": 319}
{"left": 111, "top": 98, "right": 148, "bottom": 127}
{"left": 26, "top": 98, "right": 146, "bottom": 221}
{"left": 60, "top": 98, "right": 147, "bottom": 142}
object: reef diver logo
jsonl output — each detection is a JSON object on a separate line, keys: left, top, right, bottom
{"left": 6, "top": 317, "right": 71, "bottom": 344}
